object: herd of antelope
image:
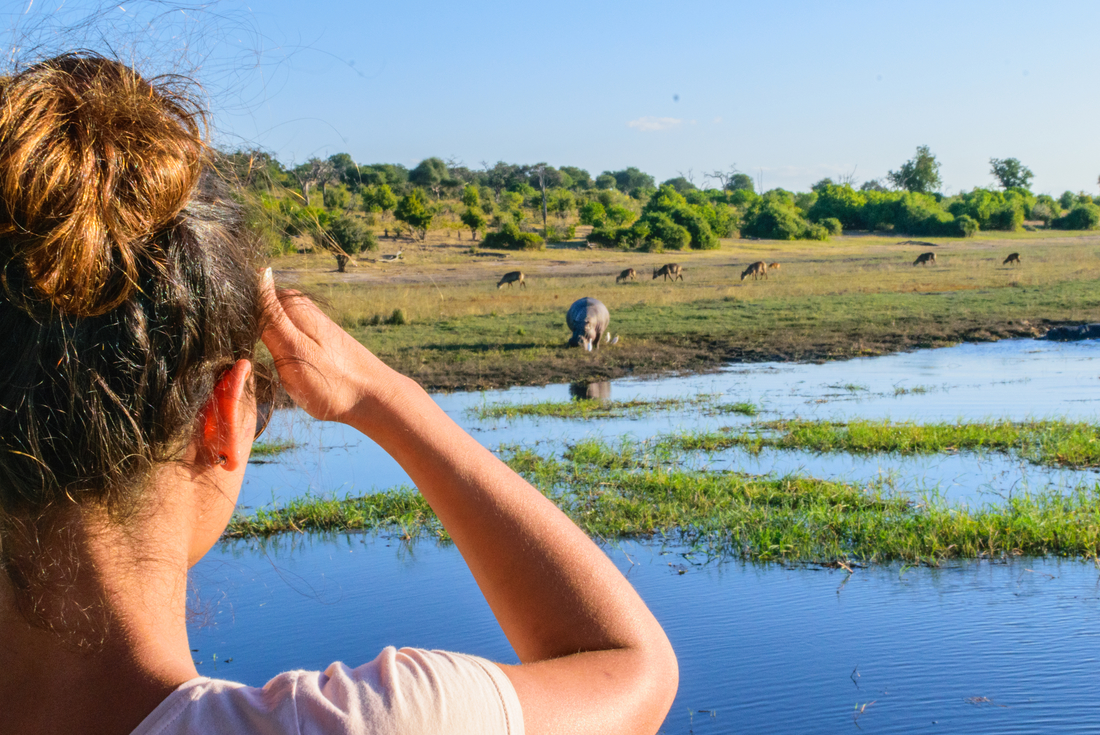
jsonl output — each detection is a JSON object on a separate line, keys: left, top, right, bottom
{"left": 495, "top": 249, "right": 1024, "bottom": 295}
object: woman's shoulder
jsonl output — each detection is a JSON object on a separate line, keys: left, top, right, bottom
{"left": 130, "top": 647, "right": 523, "bottom": 735}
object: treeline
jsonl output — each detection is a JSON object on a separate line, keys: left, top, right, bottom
{"left": 219, "top": 147, "right": 1100, "bottom": 266}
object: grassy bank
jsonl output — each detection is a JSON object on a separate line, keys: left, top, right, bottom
{"left": 273, "top": 231, "right": 1100, "bottom": 391}
{"left": 471, "top": 395, "right": 757, "bottom": 420}
{"left": 665, "top": 419, "right": 1100, "bottom": 468}
{"left": 225, "top": 439, "right": 1100, "bottom": 564}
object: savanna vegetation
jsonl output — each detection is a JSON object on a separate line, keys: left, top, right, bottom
{"left": 222, "top": 147, "right": 1100, "bottom": 391}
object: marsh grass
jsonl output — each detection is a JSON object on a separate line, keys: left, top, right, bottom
{"left": 470, "top": 395, "right": 758, "bottom": 420}
{"left": 225, "top": 438, "right": 1100, "bottom": 564}
{"left": 665, "top": 419, "right": 1100, "bottom": 468}
{"left": 250, "top": 440, "right": 297, "bottom": 458}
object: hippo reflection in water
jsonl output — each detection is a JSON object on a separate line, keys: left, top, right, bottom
{"left": 570, "top": 381, "right": 611, "bottom": 401}
{"left": 566, "top": 297, "right": 610, "bottom": 351}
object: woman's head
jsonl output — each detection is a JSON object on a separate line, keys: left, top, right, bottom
{"left": 0, "top": 52, "right": 262, "bottom": 570}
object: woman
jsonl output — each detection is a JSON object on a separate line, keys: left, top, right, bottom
{"left": 0, "top": 53, "right": 677, "bottom": 734}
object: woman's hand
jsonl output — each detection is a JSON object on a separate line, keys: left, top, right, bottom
{"left": 259, "top": 269, "right": 401, "bottom": 425}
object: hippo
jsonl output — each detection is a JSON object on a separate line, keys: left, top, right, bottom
{"left": 566, "top": 297, "right": 610, "bottom": 351}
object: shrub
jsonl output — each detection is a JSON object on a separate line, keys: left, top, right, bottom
{"left": 386, "top": 308, "right": 408, "bottom": 326}
{"left": 803, "top": 223, "right": 829, "bottom": 241}
{"left": 740, "top": 192, "right": 811, "bottom": 240}
{"left": 987, "top": 203, "right": 1024, "bottom": 231}
{"left": 821, "top": 217, "right": 842, "bottom": 236}
{"left": 954, "top": 214, "right": 979, "bottom": 237}
{"left": 545, "top": 223, "right": 577, "bottom": 242}
{"left": 579, "top": 201, "right": 606, "bottom": 226}
{"left": 1052, "top": 203, "right": 1100, "bottom": 230}
{"left": 586, "top": 226, "right": 619, "bottom": 247}
{"left": 482, "top": 222, "right": 546, "bottom": 250}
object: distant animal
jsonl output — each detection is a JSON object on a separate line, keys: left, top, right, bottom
{"left": 652, "top": 263, "right": 684, "bottom": 282}
{"left": 497, "top": 271, "right": 526, "bottom": 289}
{"left": 1003, "top": 252, "right": 1021, "bottom": 266}
{"left": 616, "top": 268, "right": 637, "bottom": 284}
{"left": 566, "top": 297, "right": 610, "bottom": 351}
{"left": 767, "top": 262, "right": 781, "bottom": 272}
{"left": 741, "top": 261, "right": 768, "bottom": 281}
{"left": 913, "top": 252, "right": 937, "bottom": 267}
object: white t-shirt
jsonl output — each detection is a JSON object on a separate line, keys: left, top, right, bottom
{"left": 130, "top": 647, "right": 524, "bottom": 735}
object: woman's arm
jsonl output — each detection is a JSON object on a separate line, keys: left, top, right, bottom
{"left": 260, "top": 275, "right": 678, "bottom": 735}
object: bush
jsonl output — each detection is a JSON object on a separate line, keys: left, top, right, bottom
{"left": 586, "top": 226, "right": 619, "bottom": 247}
{"left": 821, "top": 217, "right": 842, "bottom": 236}
{"left": 803, "top": 223, "right": 829, "bottom": 241}
{"left": 386, "top": 308, "right": 408, "bottom": 326}
{"left": 1052, "top": 203, "right": 1100, "bottom": 230}
{"left": 545, "top": 223, "right": 577, "bottom": 242}
{"left": 954, "top": 214, "right": 979, "bottom": 237}
{"left": 482, "top": 222, "right": 546, "bottom": 250}
{"left": 579, "top": 201, "right": 606, "bottom": 226}
{"left": 740, "top": 192, "right": 811, "bottom": 240}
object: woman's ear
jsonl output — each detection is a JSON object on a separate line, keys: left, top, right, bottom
{"left": 200, "top": 359, "right": 253, "bottom": 471}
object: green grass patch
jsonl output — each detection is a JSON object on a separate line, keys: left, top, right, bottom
{"left": 664, "top": 419, "right": 1100, "bottom": 468}
{"left": 470, "top": 394, "right": 758, "bottom": 420}
{"left": 226, "top": 437, "right": 1100, "bottom": 564}
{"left": 250, "top": 440, "right": 298, "bottom": 458}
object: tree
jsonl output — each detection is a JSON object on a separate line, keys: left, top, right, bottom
{"left": 594, "top": 173, "right": 616, "bottom": 190}
{"left": 990, "top": 158, "right": 1034, "bottom": 190}
{"left": 409, "top": 157, "right": 455, "bottom": 198}
{"left": 549, "top": 189, "right": 576, "bottom": 220}
{"left": 461, "top": 184, "right": 480, "bottom": 208}
{"left": 394, "top": 188, "right": 434, "bottom": 239}
{"left": 317, "top": 214, "right": 374, "bottom": 272}
{"left": 607, "top": 167, "right": 656, "bottom": 194}
{"left": 728, "top": 173, "right": 755, "bottom": 193}
{"left": 293, "top": 157, "right": 336, "bottom": 203}
{"left": 662, "top": 176, "right": 697, "bottom": 193}
{"left": 559, "top": 166, "right": 593, "bottom": 190}
{"left": 362, "top": 184, "right": 398, "bottom": 219}
{"left": 887, "top": 146, "right": 942, "bottom": 194}
{"left": 860, "top": 179, "right": 887, "bottom": 192}
{"left": 460, "top": 208, "right": 486, "bottom": 240}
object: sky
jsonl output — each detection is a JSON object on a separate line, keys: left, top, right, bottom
{"left": 3, "top": 0, "right": 1098, "bottom": 193}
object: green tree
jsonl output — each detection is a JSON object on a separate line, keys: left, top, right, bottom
{"left": 549, "top": 189, "right": 576, "bottom": 220}
{"left": 594, "top": 173, "right": 616, "bottom": 190}
{"left": 461, "top": 184, "right": 480, "bottom": 208}
{"left": 559, "top": 166, "right": 593, "bottom": 190}
{"left": 362, "top": 184, "right": 398, "bottom": 219}
{"left": 317, "top": 214, "right": 375, "bottom": 272}
{"left": 989, "top": 158, "right": 1034, "bottom": 190}
{"left": 460, "top": 208, "right": 486, "bottom": 240}
{"left": 579, "top": 201, "right": 607, "bottom": 226}
{"left": 887, "top": 145, "right": 942, "bottom": 194}
{"left": 409, "top": 157, "right": 454, "bottom": 198}
{"left": 394, "top": 188, "right": 434, "bottom": 239}
{"left": 662, "top": 176, "right": 696, "bottom": 193}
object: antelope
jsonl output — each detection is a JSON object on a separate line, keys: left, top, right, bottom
{"left": 653, "top": 263, "right": 684, "bottom": 282}
{"left": 767, "top": 262, "right": 781, "bottom": 273}
{"left": 741, "top": 261, "right": 768, "bottom": 281}
{"left": 497, "top": 271, "right": 526, "bottom": 289}
{"left": 1003, "top": 252, "right": 1021, "bottom": 266}
{"left": 616, "top": 268, "right": 637, "bottom": 284}
{"left": 913, "top": 252, "right": 936, "bottom": 266}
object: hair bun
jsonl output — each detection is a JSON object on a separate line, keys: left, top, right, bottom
{"left": 0, "top": 53, "right": 205, "bottom": 316}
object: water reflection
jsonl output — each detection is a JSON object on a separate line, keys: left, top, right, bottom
{"left": 569, "top": 380, "right": 611, "bottom": 401}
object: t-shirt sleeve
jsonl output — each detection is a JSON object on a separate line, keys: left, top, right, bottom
{"left": 283, "top": 647, "right": 524, "bottom": 735}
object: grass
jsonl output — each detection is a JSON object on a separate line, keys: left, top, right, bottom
{"left": 470, "top": 395, "right": 758, "bottom": 420}
{"left": 269, "top": 230, "right": 1100, "bottom": 391}
{"left": 225, "top": 437, "right": 1100, "bottom": 564}
{"left": 663, "top": 419, "right": 1100, "bottom": 468}
{"left": 250, "top": 440, "right": 297, "bottom": 458}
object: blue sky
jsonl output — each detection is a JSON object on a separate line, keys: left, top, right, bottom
{"left": 4, "top": 0, "right": 1098, "bottom": 193}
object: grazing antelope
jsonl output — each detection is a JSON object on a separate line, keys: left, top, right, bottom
{"left": 741, "top": 261, "right": 768, "bottom": 281}
{"left": 616, "top": 268, "right": 637, "bottom": 284}
{"left": 913, "top": 252, "right": 936, "bottom": 267}
{"left": 566, "top": 297, "right": 610, "bottom": 351}
{"left": 497, "top": 271, "right": 526, "bottom": 289}
{"left": 1003, "top": 252, "right": 1021, "bottom": 266}
{"left": 767, "top": 262, "right": 781, "bottom": 273}
{"left": 653, "top": 263, "right": 684, "bottom": 282}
